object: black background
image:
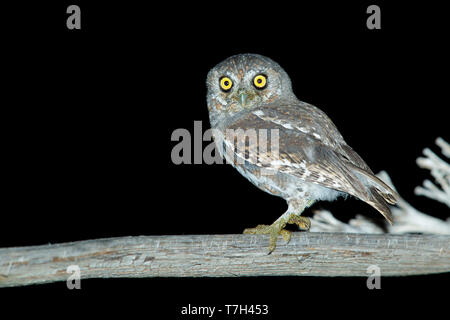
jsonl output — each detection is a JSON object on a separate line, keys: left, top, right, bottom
{"left": 2, "top": 1, "right": 449, "bottom": 318}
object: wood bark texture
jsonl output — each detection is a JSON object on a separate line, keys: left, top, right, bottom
{"left": 0, "top": 233, "right": 449, "bottom": 287}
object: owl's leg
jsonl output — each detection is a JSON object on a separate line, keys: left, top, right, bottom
{"left": 243, "top": 199, "right": 313, "bottom": 253}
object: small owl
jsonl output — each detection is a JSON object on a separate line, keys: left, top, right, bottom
{"left": 206, "top": 54, "right": 398, "bottom": 252}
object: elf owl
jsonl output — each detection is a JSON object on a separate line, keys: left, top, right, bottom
{"left": 206, "top": 54, "right": 398, "bottom": 252}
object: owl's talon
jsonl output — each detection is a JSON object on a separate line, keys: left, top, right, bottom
{"left": 244, "top": 214, "right": 303, "bottom": 253}
{"left": 243, "top": 224, "right": 272, "bottom": 234}
{"left": 280, "top": 229, "right": 292, "bottom": 242}
{"left": 243, "top": 224, "right": 287, "bottom": 253}
{"left": 288, "top": 216, "right": 311, "bottom": 231}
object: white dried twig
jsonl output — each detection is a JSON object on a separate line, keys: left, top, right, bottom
{"left": 415, "top": 137, "right": 450, "bottom": 207}
{"left": 310, "top": 138, "right": 450, "bottom": 235}
{"left": 378, "top": 171, "right": 450, "bottom": 234}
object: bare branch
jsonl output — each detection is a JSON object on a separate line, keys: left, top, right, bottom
{"left": 0, "top": 233, "right": 449, "bottom": 287}
{"left": 436, "top": 137, "right": 450, "bottom": 158}
{"left": 415, "top": 137, "right": 450, "bottom": 207}
{"left": 380, "top": 171, "right": 450, "bottom": 234}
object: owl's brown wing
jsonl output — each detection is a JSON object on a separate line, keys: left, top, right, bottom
{"left": 225, "top": 104, "right": 398, "bottom": 223}
{"left": 251, "top": 101, "right": 375, "bottom": 173}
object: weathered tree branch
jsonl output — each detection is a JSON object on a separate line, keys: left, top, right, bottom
{"left": 1, "top": 233, "right": 449, "bottom": 287}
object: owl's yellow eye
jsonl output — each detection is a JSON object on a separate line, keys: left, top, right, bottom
{"left": 219, "top": 77, "right": 233, "bottom": 92}
{"left": 253, "top": 74, "right": 267, "bottom": 89}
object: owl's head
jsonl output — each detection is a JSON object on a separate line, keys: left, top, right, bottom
{"left": 206, "top": 53, "right": 295, "bottom": 127}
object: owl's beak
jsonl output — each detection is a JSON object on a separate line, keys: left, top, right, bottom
{"left": 239, "top": 91, "right": 248, "bottom": 107}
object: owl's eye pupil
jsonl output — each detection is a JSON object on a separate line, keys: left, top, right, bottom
{"left": 224, "top": 81, "right": 229, "bottom": 86}
{"left": 257, "top": 79, "right": 262, "bottom": 84}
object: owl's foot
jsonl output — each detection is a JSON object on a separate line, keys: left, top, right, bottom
{"left": 243, "top": 213, "right": 310, "bottom": 253}
{"left": 287, "top": 215, "right": 311, "bottom": 231}
{"left": 243, "top": 223, "right": 292, "bottom": 253}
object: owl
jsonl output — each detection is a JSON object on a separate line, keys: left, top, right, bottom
{"left": 206, "top": 54, "right": 398, "bottom": 253}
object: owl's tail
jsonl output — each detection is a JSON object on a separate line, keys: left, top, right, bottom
{"left": 349, "top": 165, "right": 399, "bottom": 225}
